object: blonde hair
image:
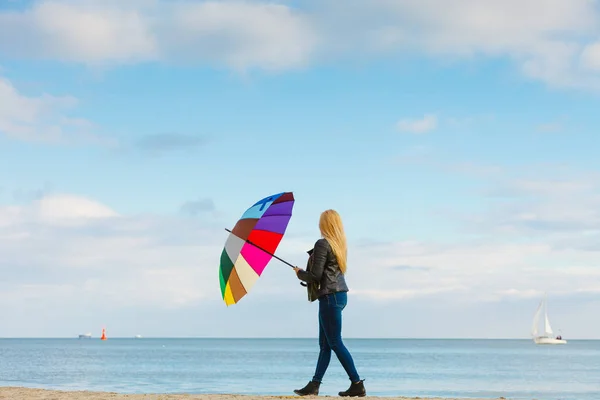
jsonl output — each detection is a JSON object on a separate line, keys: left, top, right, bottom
{"left": 319, "top": 209, "right": 347, "bottom": 274}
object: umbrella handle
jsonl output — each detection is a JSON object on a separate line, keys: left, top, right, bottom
{"left": 224, "top": 228, "right": 295, "bottom": 268}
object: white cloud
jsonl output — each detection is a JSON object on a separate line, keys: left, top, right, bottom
{"left": 351, "top": 285, "right": 466, "bottom": 301}
{"left": 312, "top": 0, "right": 600, "bottom": 88}
{"left": 0, "top": 75, "right": 109, "bottom": 144}
{"left": 396, "top": 114, "right": 437, "bottom": 133}
{"left": 160, "top": 1, "right": 317, "bottom": 71}
{"left": 1, "top": 186, "right": 599, "bottom": 338}
{"left": 581, "top": 41, "right": 600, "bottom": 71}
{"left": 0, "top": 193, "right": 223, "bottom": 311}
{"left": 2, "top": 1, "right": 600, "bottom": 87}
{"left": 471, "top": 173, "right": 600, "bottom": 235}
{"left": 335, "top": 166, "right": 600, "bottom": 321}
{"left": 34, "top": 193, "right": 119, "bottom": 225}
{"left": 0, "top": 0, "right": 157, "bottom": 65}
{"left": 0, "top": 0, "right": 317, "bottom": 71}
{"left": 344, "top": 235, "right": 600, "bottom": 324}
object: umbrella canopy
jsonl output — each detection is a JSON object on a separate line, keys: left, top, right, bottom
{"left": 219, "top": 192, "right": 295, "bottom": 306}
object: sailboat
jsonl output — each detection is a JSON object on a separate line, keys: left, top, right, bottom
{"left": 531, "top": 295, "right": 566, "bottom": 345}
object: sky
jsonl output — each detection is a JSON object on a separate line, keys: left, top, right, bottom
{"left": 1, "top": 0, "right": 599, "bottom": 339}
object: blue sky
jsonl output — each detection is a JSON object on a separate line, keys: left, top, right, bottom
{"left": 1, "top": 0, "right": 600, "bottom": 339}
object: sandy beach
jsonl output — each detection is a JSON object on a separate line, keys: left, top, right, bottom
{"left": 0, "top": 387, "right": 507, "bottom": 400}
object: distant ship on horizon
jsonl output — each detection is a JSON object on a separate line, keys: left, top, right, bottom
{"left": 78, "top": 333, "right": 92, "bottom": 339}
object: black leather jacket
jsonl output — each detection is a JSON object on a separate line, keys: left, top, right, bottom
{"left": 297, "top": 238, "right": 348, "bottom": 298}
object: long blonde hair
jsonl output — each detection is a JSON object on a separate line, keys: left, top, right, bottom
{"left": 319, "top": 209, "right": 347, "bottom": 274}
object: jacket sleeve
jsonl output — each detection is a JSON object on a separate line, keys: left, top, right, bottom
{"left": 297, "top": 239, "right": 328, "bottom": 283}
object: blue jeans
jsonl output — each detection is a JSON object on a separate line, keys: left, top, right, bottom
{"left": 312, "top": 291, "right": 360, "bottom": 383}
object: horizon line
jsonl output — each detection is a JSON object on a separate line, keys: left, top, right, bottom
{"left": 1, "top": 336, "right": 598, "bottom": 340}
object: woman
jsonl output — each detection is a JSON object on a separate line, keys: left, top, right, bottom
{"left": 292, "top": 209, "right": 366, "bottom": 397}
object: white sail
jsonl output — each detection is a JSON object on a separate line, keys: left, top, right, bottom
{"left": 544, "top": 310, "right": 553, "bottom": 336}
{"left": 531, "top": 300, "right": 543, "bottom": 336}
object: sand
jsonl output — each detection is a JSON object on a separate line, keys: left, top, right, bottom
{"left": 0, "top": 387, "right": 507, "bottom": 400}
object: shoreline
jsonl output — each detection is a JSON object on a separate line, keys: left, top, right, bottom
{"left": 0, "top": 387, "right": 506, "bottom": 400}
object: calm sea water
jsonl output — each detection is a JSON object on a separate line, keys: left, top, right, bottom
{"left": 0, "top": 338, "right": 598, "bottom": 399}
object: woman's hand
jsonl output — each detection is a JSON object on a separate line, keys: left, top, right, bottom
{"left": 293, "top": 267, "right": 302, "bottom": 276}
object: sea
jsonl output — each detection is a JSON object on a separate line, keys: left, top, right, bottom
{"left": 0, "top": 338, "right": 598, "bottom": 400}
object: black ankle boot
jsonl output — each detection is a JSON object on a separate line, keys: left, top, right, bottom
{"left": 294, "top": 380, "right": 320, "bottom": 396}
{"left": 338, "top": 379, "right": 366, "bottom": 397}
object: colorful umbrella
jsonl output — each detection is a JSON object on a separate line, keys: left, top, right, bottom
{"left": 219, "top": 192, "right": 295, "bottom": 306}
